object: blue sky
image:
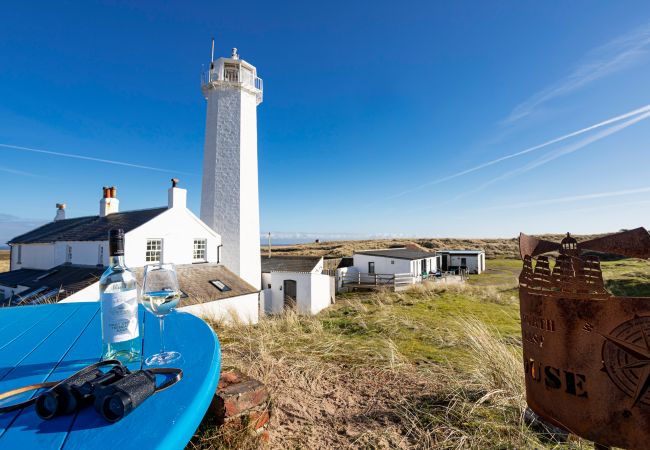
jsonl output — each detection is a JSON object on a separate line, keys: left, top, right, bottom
{"left": 2, "top": 1, "right": 650, "bottom": 243}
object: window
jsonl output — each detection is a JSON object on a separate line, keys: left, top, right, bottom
{"left": 391, "top": 260, "right": 394, "bottom": 264}
{"left": 16, "top": 245, "right": 22, "bottom": 264}
{"left": 210, "top": 280, "right": 231, "bottom": 292}
{"left": 66, "top": 245, "right": 72, "bottom": 263}
{"left": 98, "top": 245, "right": 104, "bottom": 266}
{"left": 224, "top": 64, "right": 239, "bottom": 82}
{"left": 368, "top": 262, "right": 375, "bottom": 274}
{"left": 146, "top": 239, "right": 162, "bottom": 262}
{"left": 193, "top": 239, "right": 207, "bottom": 261}
{"left": 461, "top": 257, "right": 467, "bottom": 267}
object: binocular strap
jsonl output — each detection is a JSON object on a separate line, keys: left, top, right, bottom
{"left": 0, "top": 360, "right": 182, "bottom": 414}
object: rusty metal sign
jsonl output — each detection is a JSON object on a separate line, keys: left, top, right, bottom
{"left": 518, "top": 227, "right": 650, "bottom": 449}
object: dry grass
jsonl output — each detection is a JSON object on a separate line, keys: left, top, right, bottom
{"left": 189, "top": 266, "right": 595, "bottom": 449}
{"left": 0, "top": 250, "right": 9, "bottom": 273}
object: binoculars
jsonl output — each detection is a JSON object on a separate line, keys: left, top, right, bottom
{"left": 34, "top": 361, "right": 181, "bottom": 423}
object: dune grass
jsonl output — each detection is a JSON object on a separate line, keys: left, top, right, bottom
{"left": 0, "top": 250, "right": 9, "bottom": 273}
{"left": 190, "top": 258, "right": 650, "bottom": 449}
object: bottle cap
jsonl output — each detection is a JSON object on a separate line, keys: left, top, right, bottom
{"left": 109, "top": 229, "right": 125, "bottom": 256}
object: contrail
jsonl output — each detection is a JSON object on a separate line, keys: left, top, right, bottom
{"left": 460, "top": 109, "right": 650, "bottom": 199}
{"left": 568, "top": 199, "right": 650, "bottom": 214}
{"left": 403, "top": 109, "right": 650, "bottom": 215}
{"left": 385, "top": 103, "right": 650, "bottom": 201}
{"left": 503, "top": 23, "right": 650, "bottom": 124}
{"left": 0, "top": 143, "right": 195, "bottom": 175}
{"left": 0, "top": 165, "right": 41, "bottom": 177}
{"left": 485, "top": 186, "right": 650, "bottom": 211}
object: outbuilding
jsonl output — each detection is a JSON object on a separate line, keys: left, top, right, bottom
{"left": 260, "top": 256, "right": 332, "bottom": 315}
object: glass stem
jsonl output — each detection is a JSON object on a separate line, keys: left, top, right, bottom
{"left": 159, "top": 315, "right": 166, "bottom": 354}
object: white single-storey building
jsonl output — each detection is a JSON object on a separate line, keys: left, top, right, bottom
{"left": 436, "top": 250, "right": 485, "bottom": 274}
{"left": 1, "top": 181, "right": 260, "bottom": 323}
{"left": 352, "top": 248, "right": 439, "bottom": 277}
{"left": 260, "top": 256, "right": 332, "bottom": 315}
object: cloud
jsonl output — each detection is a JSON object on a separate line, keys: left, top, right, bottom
{"left": 0, "top": 143, "right": 195, "bottom": 175}
{"left": 503, "top": 23, "right": 650, "bottom": 124}
{"left": 385, "top": 103, "right": 650, "bottom": 201}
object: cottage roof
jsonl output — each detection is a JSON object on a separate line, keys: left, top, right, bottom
{"left": 436, "top": 250, "right": 484, "bottom": 255}
{"left": 8, "top": 207, "right": 167, "bottom": 244}
{"left": 260, "top": 256, "right": 322, "bottom": 273}
{"left": 135, "top": 263, "right": 258, "bottom": 304}
{"left": 354, "top": 248, "right": 434, "bottom": 260}
{"left": 0, "top": 264, "right": 104, "bottom": 305}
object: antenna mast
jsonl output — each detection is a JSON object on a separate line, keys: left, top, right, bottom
{"left": 268, "top": 232, "right": 272, "bottom": 258}
{"left": 211, "top": 37, "right": 215, "bottom": 63}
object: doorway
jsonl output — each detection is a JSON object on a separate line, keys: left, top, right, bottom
{"left": 283, "top": 279, "right": 297, "bottom": 310}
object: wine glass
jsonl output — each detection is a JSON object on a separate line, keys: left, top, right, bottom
{"left": 141, "top": 263, "right": 181, "bottom": 365}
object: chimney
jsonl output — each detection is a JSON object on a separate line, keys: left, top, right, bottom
{"left": 100, "top": 185, "right": 120, "bottom": 217}
{"left": 168, "top": 178, "right": 186, "bottom": 209}
{"left": 54, "top": 203, "right": 66, "bottom": 221}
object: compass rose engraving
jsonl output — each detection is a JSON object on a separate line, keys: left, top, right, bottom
{"left": 601, "top": 316, "right": 650, "bottom": 408}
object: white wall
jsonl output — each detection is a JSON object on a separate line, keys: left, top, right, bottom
{"left": 353, "top": 254, "right": 411, "bottom": 275}
{"left": 266, "top": 271, "right": 332, "bottom": 315}
{"left": 124, "top": 207, "right": 221, "bottom": 268}
{"left": 261, "top": 272, "right": 272, "bottom": 290}
{"left": 180, "top": 292, "right": 259, "bottom": 324}
{"left": 55, "top": 241, "right": 106, "bottom": 266}
{"left": 309, "top": 274, "right": 331, "bottom": 315}
{"left": 352, "top": 254, "right": 437, "bottom": 276}
{"left": 260, "top": 288, "right": 272, "bottom": 315}
{"left": 12, "top": 243, "right": 55, "bottom": 270}
{"left": 448, "top": 254, "right": 484, "bottom": 274}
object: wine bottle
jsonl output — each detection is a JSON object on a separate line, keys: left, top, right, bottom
{"left": 100, "top": 228, "right": 140, "bottom": 363}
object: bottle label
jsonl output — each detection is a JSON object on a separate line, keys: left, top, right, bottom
{"left": 101, "top": 289, "right": 139, "bottom": 343}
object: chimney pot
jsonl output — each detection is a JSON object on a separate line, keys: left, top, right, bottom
{"left": 54, "top": 203, "right": 66, "bottom": 221}
{"left": 168, "top": 180, "right": 187, "bottom": 209}
{"left": 100, "top": 185, "right": 119, "bottom": 216}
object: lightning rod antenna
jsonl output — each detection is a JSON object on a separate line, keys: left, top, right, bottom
{"left": 211, "top": 37, "right": 215, "bottom": 64}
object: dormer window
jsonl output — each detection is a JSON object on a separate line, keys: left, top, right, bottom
{"left": 146, "top": 239, "right": 162, "bottom": 262}
{"left": 193, "top": 239, "right": 206, "bottom": 262}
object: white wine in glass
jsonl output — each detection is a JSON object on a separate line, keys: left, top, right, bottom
{"left": 141, "top": 263, "right": 182, "bottom": 365}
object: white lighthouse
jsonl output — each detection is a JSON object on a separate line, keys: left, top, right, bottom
{"left": 200, "top": 47, "right": 263, "bottom": 289}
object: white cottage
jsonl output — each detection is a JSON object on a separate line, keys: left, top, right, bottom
{"left": 352, "top": 248, "right": 439, "bottom": 278}
{"left": 260, "top": 256, "right": 332, "bottom": 315}
{"left": 1, "top": 182, "right": 260, "bottom": 323}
